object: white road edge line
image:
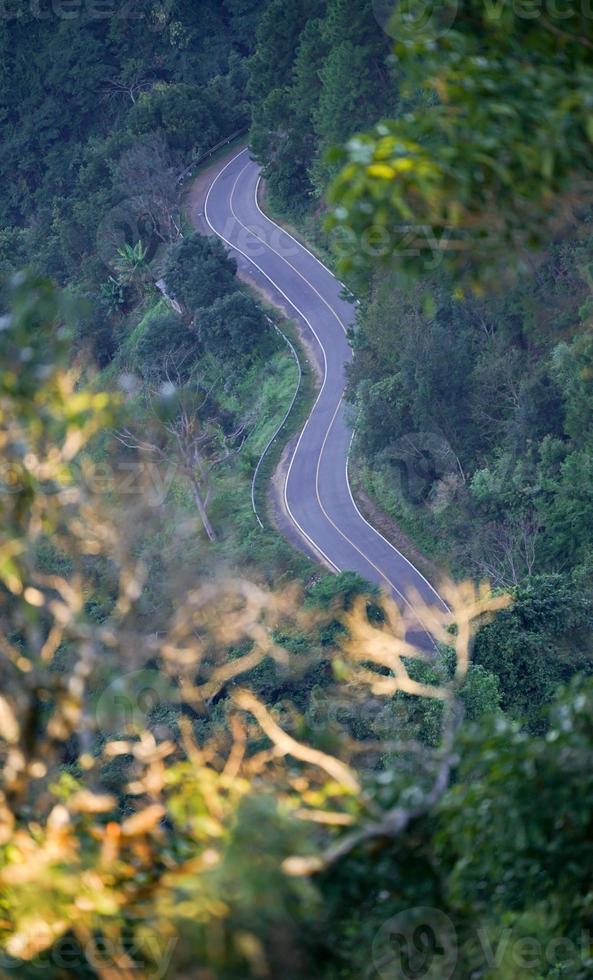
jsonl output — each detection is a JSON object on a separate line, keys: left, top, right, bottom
{"left": 229, "top": 162, "right": 411, "bottom": 597}
{"left": 247, "top": 156, "right": 450, "bottom": 615}
{"left": 204, "top": 148, "right": 340, "bottom": 572}
{"left": 314, "top": 398, "right": 442, "bottom": 648}
{"left": 250, "top": 317, "right": 302, "bottom": 529}
{"left": 203, "top": 145, "right": 449, "bottom": 623}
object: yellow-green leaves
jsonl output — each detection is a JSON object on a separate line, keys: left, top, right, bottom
{"left": 327, "top": 0, "right": 593, "bottom": 288}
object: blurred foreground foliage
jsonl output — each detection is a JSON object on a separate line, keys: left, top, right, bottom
{"left": 328, "top": 0, "right": 593, "bottom": 287}
{"left": 3, "top": 277, "right": 593, "bottom": 978}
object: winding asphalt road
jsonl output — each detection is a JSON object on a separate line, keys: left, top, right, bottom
{"left": 199, "top": 146, "right": 447, "bottom": 643}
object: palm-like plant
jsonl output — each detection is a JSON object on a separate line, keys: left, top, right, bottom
{"left": 114, "top": 240, "right": 149, "bottom": 283}
{"left": 99, "top": 275, "right": 126, "bottom": 315}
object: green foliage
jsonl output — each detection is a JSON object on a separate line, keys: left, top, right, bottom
{"left": 99, "top": 277, "right": 126, "bottom": 318}
{"left": 197, "top": 290, "right": 278, "bottom": 373}
{"left": 115, "top": 241, "right": 148, "bottom": 277}
{"left": 305, "top": 571, "right": 379, "bottom": 610}
{"left": 129, "top": 77, "right": 247, "bottom": 157}
{"left": 6, "top": 7, "right": 593, "bottom": 976}
{"left": 163, "top": 232, "right": 238, "bottom": 312}
{"left": 112, "top": 240, "right": 154, "bottom": 307}
{"left": 122, "top": 302, "right": 197, "bottom": 382}
{"left": 247, "top": 0, "right": 323, "bottom": 105}
{"left": 346, "top": 231, "right": 593, "bottom": 609}
{"left": 312, "top": 679, "right": 593, "bottom": 979}
{"left": 73, "top": 292, "right": 117, "bottom": 368}
{"left": 0, "top": 1, "right": 263, "bottom": 288}
{"left": 248, "top": 0, "right": 394, "bottom": 213}
{"left": 0, "top": 227, "right": 28, "bottom": 279}
{"left": 381, "top": 652, "right": 501, "bottom": 747}
{"left": 437, "top": 679, "right": 593, "bottom": 963}
{"left": 328, "top": 0, "right": 593, "bottom": 284}
{"left": 474, "top": 574, "right": 593, "bottom": 731}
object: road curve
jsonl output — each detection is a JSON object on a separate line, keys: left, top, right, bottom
{"left": 200, "top": 146, "right": 448, "bottom": 642}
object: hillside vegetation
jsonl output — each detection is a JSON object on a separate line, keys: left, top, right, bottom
{"left": 249, "top": 0, "right": 593, "bottom": 733}
{"left": 1, "top": 2, "right": 593, "bottom": 978}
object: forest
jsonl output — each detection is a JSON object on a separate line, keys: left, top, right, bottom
{"left": 1, "top": 1, "right": 593, "bottom": 977}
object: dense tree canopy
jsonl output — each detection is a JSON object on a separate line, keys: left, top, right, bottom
{"left": 249, "top": 0, "right": 395, "bottom": 212}
{"left": 198, "top": 290, "right": 278, "bottom": 371}
{"left": 3, "top": 1, "right": 593, "bottom": 975}
{"left": 164, "top": 232, "right": 239, "bottom": 312}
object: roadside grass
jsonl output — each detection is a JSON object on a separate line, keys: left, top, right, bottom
{"left": 98, "top": 287, "right": 319, "bottom": 585}
{"left": 180, "top": 132, "right": 248, "bottom": 186}
{"left": 183, "top": 132, "right": 247, "bottom": 184}
{"left": 202, "top": 312, "right": 319, "bottom": 583}
{"left": 353, "top": 454, "right": 455, "bottom": 570}
{"left": 256, "top": 178, "right": 452, "bottom": 580}
{"left": 249, "top": 317, "right": 317, "bottom": 528}
{"left": 118, "top": 297, "right": 170, "bottom": 358}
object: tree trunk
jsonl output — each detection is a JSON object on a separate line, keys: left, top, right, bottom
{"left": 188, "top": 471, "right": 216, "bottom": 542}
